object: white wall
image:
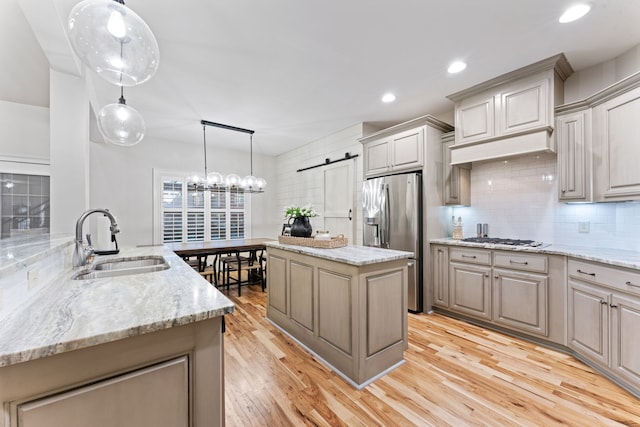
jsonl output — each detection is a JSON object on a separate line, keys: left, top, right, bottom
{"left": 565, "top": 44, "right": 640, "bottom": 103}
{"left": 0, "top": 100, "right": 49, "bottom": 165}
{"left": 89, "top": 136, "right": 278, "bottom": 246}
{"left": 275, "top": 123, "right": 376, "bottom": 246}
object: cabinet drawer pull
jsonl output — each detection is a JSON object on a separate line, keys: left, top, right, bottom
{"left": 625, "top": 281, "right": 640, "bottom": 288}
{"left": 509, "top": 260, "right": 529, "bottom": 265}
{"left": 461, "top": 254, "right": 477, "bottom": 259}
{"left": 577, "top": 269, "right": 596, "bottom": 277}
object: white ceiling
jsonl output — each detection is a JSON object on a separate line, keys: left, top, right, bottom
{"left": 7, "top": 0, "right": 640, "bottom": 155}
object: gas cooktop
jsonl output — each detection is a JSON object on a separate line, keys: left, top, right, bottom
{"left": 461, "top": 237, "right": 546, "bottom": 247}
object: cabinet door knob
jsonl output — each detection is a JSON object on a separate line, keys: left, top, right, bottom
{"left": 610, "top": 303, "right": 619, "bottom": 308}
{"left": 625, "top": 281, "right": 639, "bottom": 288}
{"left": 484, "top": 273, "right": 489, "bottom": 278}
{"left": 494, "top": 275, "right": 499, "bottom": 279}
{"left": 600, "top": 300, "right": 608, "bottom": 305}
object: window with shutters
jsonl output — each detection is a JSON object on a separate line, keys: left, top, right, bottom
{"left": 160, "top": 176, "right": 247, "bottom": 243}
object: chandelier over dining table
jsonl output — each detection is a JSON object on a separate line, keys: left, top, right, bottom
{"left": 189, "top": 120, "right": 266, "bottom": 193}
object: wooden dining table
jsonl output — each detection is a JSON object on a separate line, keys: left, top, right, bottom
{"left": 166, "top": 237, "right": 274, "bottom": 258}
{"left": 166, "top": 238, "right": 275, "bottom": 293}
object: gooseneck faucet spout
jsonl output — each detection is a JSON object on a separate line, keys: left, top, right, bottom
{"left": 73, "top": 209, "right": 120, "bottom": 267}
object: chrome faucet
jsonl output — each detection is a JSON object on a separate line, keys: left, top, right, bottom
{"left": 73, "top": 208, "right": 120, "bottom": 267}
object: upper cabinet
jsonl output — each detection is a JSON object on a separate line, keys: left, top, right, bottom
{"left": 360, "top": 115, "right": 453, "bottom": 178}
{"left": 442, "top": 132, "right": 470, "bottom": 206}
{"left": 555, "top": 72, "right": 640, "bottom": 202}
{"left": 447, "top": 54, "right": 573, "bottom": 165}
{"left": 556, "top": 109, "right": 592, "bottom": 201}
{"left": 593, "top": 85, "right": 640, "bottom": 201}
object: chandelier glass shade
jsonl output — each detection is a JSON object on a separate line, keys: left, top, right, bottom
{"left": 97, "top": 88, "right": 145, "bottom": 146}
{"left": 194, "top": 121, "right": 266, "bottom": 193}
{"left": 67, "top": 0, "right": 160, "bottom": 87}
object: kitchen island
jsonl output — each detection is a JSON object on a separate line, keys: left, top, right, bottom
{"left": 0, "top": 234, "right": 234, "bottom": 427}
{"left": 265, "top": 241, "right": 412, "bottom": 389}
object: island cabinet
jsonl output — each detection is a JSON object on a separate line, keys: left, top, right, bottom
{"left": 266, "top": 243, "right": 410, "bottom": 389}
{"left": 433, "top": 245, "right": 566, "bottom": 345}
{"left": 446, "top": 54, "right": 573, "bottom": 165}
{"left": 360, "top": 114, "right": 454, "bottom": 178}
{"left": 1, "top": 318, "right": 224, "bottom": 427}
{"left": 568, "top": 259, "right": 640, "bottom": 392}
{"left": 0, "top": 240, "right": 233, "bottom": 427}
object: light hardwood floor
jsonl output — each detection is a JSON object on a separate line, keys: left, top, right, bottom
{"left": 223, "top": 285, "right": 640, "bottom": 426}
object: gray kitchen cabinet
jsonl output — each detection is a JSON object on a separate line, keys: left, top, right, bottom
{"left": 568, "top": 259, "right": 640, "bottom": 392}
{"left": 556, "top": 109, "right": 592, "bottom": 201}
{"left": 492, "top": 251, "right": 549, "bottom": 338}
{"left": 446, "top": 54, "right": 572, "bottom": 164}
{"left": 493, "top": 268, "right": 548, "bottom": 337}
{"left": 593, "top": 84, "right": 640, "bottom": 201}
{"left": 449, "top": 248, "right": 492, "bottom": 321}
{"left": 432, "top": 245, "right": 449, "bottom": 308}
{"left": 436, "top": 246, "right": 565, "bottom": 344}
{"left": 15, "top": 357, "right": 189, "bottom": 427}
{"left": 363, "top": 126, "right": 424, "bottom": 177}
{"left": 610, "top": 293, "right": 640, "bottom": 390}
{"left": 3, "top": 316, "right": 225, "bottom": 427}
{"left": 441, "top": 132, "right": 470, "bottom": 206}
{"left": 568, "top": 279, "right": 610, "bottom": 366}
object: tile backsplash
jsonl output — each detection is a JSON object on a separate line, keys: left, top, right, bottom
{"left": 450, "top": 153, "right": 640, "bottom": 251}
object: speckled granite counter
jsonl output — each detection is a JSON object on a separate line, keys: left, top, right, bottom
{"left": 0, "top": 235, "right": 234, "bottom": 367}
{"left": 430, "top": 238, "right": 640, "bottom": 270}
{"left": 265, "top": 241, "right": 413, "bottom": 266}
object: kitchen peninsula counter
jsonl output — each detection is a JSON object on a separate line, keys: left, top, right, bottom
{"left": 265, "top": 242, "right": 412, "bottom": 389}
{"left": 0, "top": 234, "right": 233, "bottom": 426}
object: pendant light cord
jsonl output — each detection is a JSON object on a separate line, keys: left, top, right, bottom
{"left": 250, "top": 134, "right": 253, "bottom": 176}
{"left": 203, "top": 124, "right": 208, "bottom": 177}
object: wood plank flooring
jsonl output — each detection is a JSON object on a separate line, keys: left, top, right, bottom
{"left": 223, "top": 285, "right": 640, "bottom": 426}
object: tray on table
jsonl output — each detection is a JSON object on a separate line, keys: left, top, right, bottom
{"left": 278, "top": 235, "right": 348, "bottom": 249}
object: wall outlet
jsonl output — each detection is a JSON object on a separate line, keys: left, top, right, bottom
{"left": 578, "top": 221, "right": 590, "bottom": 233}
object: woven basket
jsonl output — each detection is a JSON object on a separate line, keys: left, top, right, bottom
{"left": 278, "top": 235, "right": 348, "bottom": 249}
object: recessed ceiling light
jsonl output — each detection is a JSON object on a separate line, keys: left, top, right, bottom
{"left": 559, "top": 4, "right": 591, "bottom": 23}
{"left": 447, "top": 61, "right": 467, "bottom": 74}
{"left": 381, "top": 93, "right": 396, "bottom": 103}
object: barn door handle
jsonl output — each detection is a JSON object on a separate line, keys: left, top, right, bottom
{"left": 348, "top": 209, "right": 352, "bottom": 221}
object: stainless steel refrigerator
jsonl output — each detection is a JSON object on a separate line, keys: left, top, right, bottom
{"left": 362, "top": 172, "right": 422, "bottom": 312}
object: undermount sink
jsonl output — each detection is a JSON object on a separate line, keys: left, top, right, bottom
{"left": 72, "top": 256, "right": 170, "bottom": 280}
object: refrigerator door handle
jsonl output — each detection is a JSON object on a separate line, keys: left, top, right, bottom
{"left": 384, "top": 183, "right": 391, "bottom": 248}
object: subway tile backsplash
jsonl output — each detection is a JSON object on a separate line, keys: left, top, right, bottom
{"left": 450, "top": 153, "right": 640, "bottom": 251}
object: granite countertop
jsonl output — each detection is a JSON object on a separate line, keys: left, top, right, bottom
{"left": 0, "top": 236, "right": 234, "bottom": 367}
{"left": 430, "top": 238, "right": 640, "bottom": 270}
{"left": 266, "top": 242, "right": 413, "bottom": 266}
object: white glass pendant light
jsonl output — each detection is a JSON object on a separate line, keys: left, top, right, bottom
{"left": 225, "top": 173, "right": 242, "bottom": 188}
{"left": 97, "top": 87, "right": 145, "bottom": 146}
{"left": 241, "top": 134, "right": 266, "bottom": 193}
{"left": 67, "top": 0, "right": 159, "bottom": 86}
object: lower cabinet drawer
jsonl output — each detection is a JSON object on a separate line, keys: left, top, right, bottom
{"left": 493, "top": 251, "right": 548, "bottom": 273}
{"left": 449, "top": 248, "right": 491, "bottom": 265}
{"left": 569, "top": 259, "right": 640, "bottom": 297}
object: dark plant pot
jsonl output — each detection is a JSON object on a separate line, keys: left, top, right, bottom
{"left": 290, "top": 216, "right": 312, "bottom": 238}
